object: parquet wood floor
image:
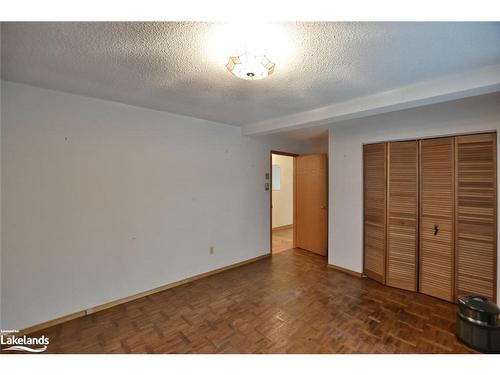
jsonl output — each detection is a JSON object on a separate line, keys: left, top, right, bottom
{"left": 272, "top": 227, "right": 294, "bottom": 254}
{"left": 8, "top": 248, "right": 475, "bottom": 354}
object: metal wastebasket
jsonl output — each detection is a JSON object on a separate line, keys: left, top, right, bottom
{"left": 456, "top": 295, "right": 500, "bottom": 353}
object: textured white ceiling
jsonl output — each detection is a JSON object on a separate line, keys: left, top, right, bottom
{"left": 2, "top": 22, "right": 500, "bottom": 126}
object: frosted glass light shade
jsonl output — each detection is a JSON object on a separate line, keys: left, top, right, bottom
{"left": 226, "top": 52, "right": 275, "bottom": 80}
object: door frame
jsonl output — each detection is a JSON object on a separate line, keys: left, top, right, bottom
{"left": 270, "top": 150, "right": 299, "bottom": 255}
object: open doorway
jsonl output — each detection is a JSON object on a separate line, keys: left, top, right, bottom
{"left": 271, "top": 151, "right": 297, "bottom": 254}
{"left": 270, "top": 151, "right": 328, "bottom": 257}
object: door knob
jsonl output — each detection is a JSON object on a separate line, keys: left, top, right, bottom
{"left": 320, "top": 206, "right": 326, "bottom": 209}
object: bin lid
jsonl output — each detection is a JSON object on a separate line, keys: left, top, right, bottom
{"left": 458, "top": 295, "right": 500, "bottom": 315}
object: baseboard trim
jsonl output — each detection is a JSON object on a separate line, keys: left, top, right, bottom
{"left": 272, "top": 224, "right": 293, "bottom": 231}
{"left": 18, "top": 253, "right": 271, "bottom": 335}
{"left": 328, "top": 264, "right": 364, "bottom": 278}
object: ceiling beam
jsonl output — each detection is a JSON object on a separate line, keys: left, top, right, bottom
{"left": 241, "top": 64, "right": 500, "bottom": 136}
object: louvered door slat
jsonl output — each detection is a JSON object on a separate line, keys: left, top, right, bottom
{"left": 455, "top": 133, "right": 497, "bottom": 301}
{"left": 419, "top": 137, "right": 455, "bottom": 302}
{"left": 386, "top": 141, "right": 418, "bottom": 291}
{"left": 363, "top": 143, "right": 387, "bottom": 283}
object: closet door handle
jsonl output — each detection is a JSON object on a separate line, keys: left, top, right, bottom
{"left": 434, "top": 224, "right": 439, "bottom": 236}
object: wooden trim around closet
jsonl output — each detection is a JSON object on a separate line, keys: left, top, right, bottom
{"left": 328, "top": 264, "right": 364, "bottom": 278}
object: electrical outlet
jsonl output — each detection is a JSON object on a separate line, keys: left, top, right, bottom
{"left": 209, "top": 246, "right": 215, "bottom": 255}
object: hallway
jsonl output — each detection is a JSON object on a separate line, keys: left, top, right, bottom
{"left": 272, "top": 227, "right": 294, "bottom": 254}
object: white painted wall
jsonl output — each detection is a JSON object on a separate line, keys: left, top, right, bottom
{"left": 0, "top": 81, "right": 309, "bottom": 331}
{"left": 271, "top": 154, "right": 294, "bottom": 228}
{"left": 328, "top": 92, "right": 500, "bottom": 302}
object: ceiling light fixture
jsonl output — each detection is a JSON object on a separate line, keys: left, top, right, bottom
{"left": 226, "top": 51, "right": 275, "bottom": 80}
{"left": 208, "top": 23, "right": 291, "bottom": 82}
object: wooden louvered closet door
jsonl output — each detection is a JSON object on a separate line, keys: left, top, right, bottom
{"left": 386, "top": 141, "right": 418, "bottom": 291}
{"left": 455, "top": 133, "right": 497, "bottom": 301}
{"left": 419, "top": 137, "right": 455, "bottom": 302}
{"left": 363, "top": 143, "right": 387, "bottom": 283}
